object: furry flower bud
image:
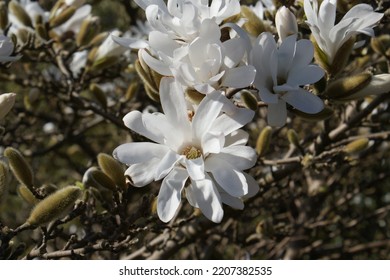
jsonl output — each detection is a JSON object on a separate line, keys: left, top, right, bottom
{"left": 4, "top": 147, "right": 34, "bottom": 189}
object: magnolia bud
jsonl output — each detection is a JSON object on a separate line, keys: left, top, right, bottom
{"left": 185, "top": 88, "right": 204, "bottom": 105}
{"left": 0, "top": 1, "right": 8, "bottom": 30}
{"left": 287, "top": 129, "right": 300, "bottom": 147}
{"left": 0, "top": 160, "right": 9, "bottom": 201}
{"left": 83, "top": 167, "right": 117, "bottom": 191}
{"left": 324, "top": 73, "right": 372, "bottom": 100}
{"left": 8, "top": 0, "right": 33, "bottom": 28}
{"left": 76, "top": 16, "right": 100, "bottom": 47}
{"left": 292, "top": 106, "right": 334, "bottom": 121}
{"left": 89, "top": 55, "right": 119, "bottom": 72}
{"left": 241, "top": 90, "right": 258, "bottom": 111}
{"left": 329, "top": 36, "right": 355, "bottom": 76}
{"left": 343, "top": 138, "right": 369, "bottom": 154}
{"left": 4, "top": 147, "right": 34, "bottom": 189}
{"left": 97, "top": 153, "right": 126, "bottom": 191}
{"left": 275, "top": 6, "right": 298, "bottom": 41}
{"left": 49, "top": 6, "right": 76, "bottom": 28}
{"left": 256, "top": 126, "right": 272, "bottom": 156}
{"left": 371, "top": 35, "right": 390, "bottom": 57}
{"left": 25, "top": 186, "right": 81, "bottom": 227}
{"left": 339, "top": 74, "right": 390, "bottom": 101}
{"left": 17, "top": 185, "right": 39, "bottom": 205}
{"left": 89, "top": 83, "right": 107, "bottom": 109}
{"left": 0, "top": 93, "right": 16, "bottom": 119}
{"left": 241, "top": 5, "right": 265, "bottom": 37}
{"left": 125, "top": 81, "right": 139, "bottom": 101}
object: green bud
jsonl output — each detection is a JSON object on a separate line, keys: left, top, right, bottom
{"left": 25, "top": 186, "right": 81, "bottom": 227}
{"left": 9, "top": 0, "right": 33, "bottom": 28}
{"left": 0, "top": 1, "right": 8, "bottom": 30}
{"left": 49, "top": 6, "right": 76, "bottom": 28}
{"left": 76, "top": 16, "right": 100, "bottom": 47}
{"left": 287, "top": 129, "right": 300, "bottom": 147}
{"left": 241, "top": 90, "right": 258, "bottom": 111}
{"left": 4, "top": 147, "right": 34, "bottom": 189}
{"left": 292, "top": 106, "right": 334, "bottom": 121}
{"left": 89, "top": 83, "right": 107, "bottom": 109}
{"left": 343, "top": 138, "right": 369, "bottom": 154}
{"left": 185, "top": 88, "right": 204, "bottom": 105}
{"left": 256, "top": 126, "right": 272, "bottom": 156}
{"left": 97, "top": 153, "right": 126, "bottom": 191}
{"left": 89, "top": 55, "right": 119, "bottom": 72}
{"left": 0, "top": 160, "right": 9, "bottom": 201}
{"left": 325, "top": 73, "right": 372, "bottom": 100}
{"left": 17, "top": 185, "right": 39, "bottom": 205}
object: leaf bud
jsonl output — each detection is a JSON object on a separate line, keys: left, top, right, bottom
{"left": 17, "top": 185, "right": 39, "bottom": 205}
{"left": 97, "top": 153, "right": 126, "bottom": 191}
{"left": 371, "top": 35, "right": 390, "bottom": 57}
{"left": 0, "top": 160, "right": 9, "bottom": 201}
{"left": 25, "top": 186, "right": 82, "bottom": 227}
{"left": 82, "top": 167, "right": 117, "bottom": 191}
{"left": 49, "top": 6, "right": 76, "bottom": 28}
{"left": 287, "top": 129, "right": 300, "bottom": 147}
{"left": 0, "top": 93, "right": 16, "bottom": 120}
{"left": 4, "top": 147, "right": 34, "bottom": 189}
{"left": 292, "top": 106, "right": 334, "bottom": 121}
{"left": 0, "top": 1, "right": 8, "bottom": 30}
{"left": 125, "top": 81, "right": 139, "bottom": 101}
{"left": 256, "top": 126, "right": 272, "bottom": 156}
{"left": 89, "top": 83, "right": 107, "bottom": 109}
{"left": 76, "top": 16, "right": 100, "bottom": 47}
{"left": 324, "top": 73, "right": 372, "bottom": 100}
{"left": 241, "top": 5, "right": 265, "bottom": 37}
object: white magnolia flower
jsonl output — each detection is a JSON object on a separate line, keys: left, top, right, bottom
{"left": 275, "top": 6, "right": 298, "bottom": 41}
{"left": 304, "top": 0, "right": 383, "bottom": 64}
{"left": 0, "top": 35, "right": 21, "bottom": 63}
{"left": 114, "top": 77, "right": 258, "bottom": 223}
{"left": 142, "top": 19, "right": 255, "bottom": 94}
{"left": 250, "top": 33, "right": 325, "bottom": 127}
{"left": 0, "top": 93, "right": 16, "bottom": 119}
{"left": 94, "top": 31, "right": 128, "bottom": 62}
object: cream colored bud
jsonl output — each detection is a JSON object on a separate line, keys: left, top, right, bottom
{"left": 25, "top": 186, "right": 82, "bottom": 227}
{"left": 256, "top": 126, "right": 272, "bottom": 156}
{"left": 17, "top": 185, "right": 39, "bottom": 205}
{"left": 0, "top": 1, "right": 8, "bottom": 30}
{"left": 97, "top": 153, "right": 126, "bottom": 191}
{"left": 241, "top": 90, "right": 258, "bottom": 111}
{"left": 49, "top": 6, "right": 76, "bottom": 28}
{"left": 89, "top": 83, "right": 107, "bottom": 109}
{"left": 76, "top": 16, "right": 100, "bottom": 47}
{"left": 325, "top": 73, "right": 372, "bottom": 100}
{"left": 8, "top": 0, "right": 33, "bottom": 28}
{"left": 0, "top": 93, "right": 16, "bottom": 119}
{"left": 343, "top": 138, "right": 369, "bottom": 154}
{"left": 4, "top": 147, "right": 34, "bottom": 188}
{"left": 275, "top": 6, "right": 298, "bottom": 41}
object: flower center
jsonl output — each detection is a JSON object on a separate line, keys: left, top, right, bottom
{"left": 181, "top": 146, "right": 202, "bottom": 159}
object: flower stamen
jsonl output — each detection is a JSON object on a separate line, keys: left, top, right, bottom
{"left": 181, "top": 146, "right": 202, "bottom": 159}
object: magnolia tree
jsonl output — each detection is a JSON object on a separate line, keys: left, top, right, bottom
{"left": 0, "top": 0, "right": 390, "bottom": 260}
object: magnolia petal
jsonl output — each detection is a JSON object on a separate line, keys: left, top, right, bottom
{"left": 111, "top": 34, "right": 149, "bottom": 49}
{"left": 140, "top": 48, "right": 172, "bottom": 76}
{"left": 216, "top": 145, "right": 257, "bottom": 170}
{"left": 220, "top": 193, "right": 244, "bottom": 209}
{"left": 205, "top": 157, "right": 248, "bottom": 197}
{"left": 223, "top": 38, "right": 245, "bottom": 68}
{"left": 149, "top": 31, "right": 180, "bottom": 56}
{"left": 154, "top": 150, "right": 181, "bottom": 180}
{"left": 202, "top": 131, "right": 225, "bottom": 155}
{"left": 287, "top": 65, "right": 325, "bottom": 86}
{"left": 277, "top": 34, "right": 297, "bottom": 79}
{"left": 113, "top": 142, "right": 169, "bottom": 164}
{"left": 224, "top": 129, "right": 249, "bottom": 146}
{"left": 242, "top": 172, "right": 259, "bottom": 199}
{"left": 192, "top": 91, "right": 224, "bottom": 140}
{"left": 291, "top": 39, "right": 314, "bottom": 69}
{"left": 282, "top": 88, "right": 324, "bottom": 114}
{"left": 187, "top": 177, "right": 224, "bottom": 223}
{"left": 157, "top": 167, "right": 188, "bottom": 222}
{"left": 221, "top": 65, "right": 256, "bottom": 88}
{"left": 258, "top": 87, "right": 279, "bottom": 104}
{"left": 211, "top": 106, "right": 255, "bottom": 136}
{"left": 267, "top": 100, "right": 287, "bottom": 127}
{"left": 125, "top": 158, "right": 160, "bottom": 187}
{"left": 185, "top": 157, "right": 205, "bottom": 181}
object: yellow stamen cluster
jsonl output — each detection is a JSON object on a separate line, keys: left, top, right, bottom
{"left": 181, "top": 146, "right": 202, "bottom": 159}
